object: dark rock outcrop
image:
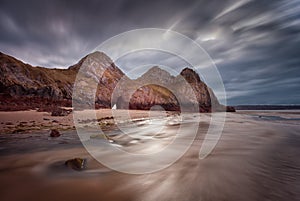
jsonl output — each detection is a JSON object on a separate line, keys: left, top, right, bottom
{"left": 51, "top": 107, "right": 72, "bottom": 116}
{"left": 65, "top": 158, "right": 87, "bottom": 171}
{"left": 49, "top": 129, "right": 61, "bottom": 137}
{"left": 225, "top": 106, "right": 236, "bottom": 112}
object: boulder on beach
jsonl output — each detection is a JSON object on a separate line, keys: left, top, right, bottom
{"left": 226, "top": 106, "right": 236, "bottom": 112}
{"left": 65, "top": 158, "right": 87, "bottom": 171}
{"left": 49, "top": 129, "right": 61, "bottom": 137}
{"left": 51, "top": 107, "right": 71, "bottom": 116}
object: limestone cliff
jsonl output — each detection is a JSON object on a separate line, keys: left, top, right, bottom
{"left": 0, "top": 51, "right": 234, "bottom": 112}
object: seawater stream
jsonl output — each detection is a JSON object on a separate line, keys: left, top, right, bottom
{"left": 0, "top": 111, "right": 299, "bottom": 201}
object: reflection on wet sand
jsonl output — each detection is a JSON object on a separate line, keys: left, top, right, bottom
{"left": 0, "top": 111, "right": 299, "bottom": 201}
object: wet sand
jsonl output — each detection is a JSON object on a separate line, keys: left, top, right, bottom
{"left": 0, "top": 109, "right": 171, "bottom": 133}
{"left": 0, "top": 110, "right": 299, "bottom": 201}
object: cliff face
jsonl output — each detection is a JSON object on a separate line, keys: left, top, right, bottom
{"left": 71, "top": 52, "right": 125, "bottom": 108}
{"left": 112, "top": 66, "right": 229, "bottom": 112}
{"left": 0, "top": 52, "right": 124, "bottom": 110}
{"left": 0, "top": 51, "right": 234, "bottom": 112}
{"left": 0, "top": 52, "right": 76, "bottom": 99}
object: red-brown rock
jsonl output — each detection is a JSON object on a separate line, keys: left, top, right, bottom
{"left": 49, "top": 129, "right": 61, "bottom": 137}
{"left": 0, "top": 51, "right": 235, "bottom": 113}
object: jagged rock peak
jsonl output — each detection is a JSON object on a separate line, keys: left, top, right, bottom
{"left": 87, "top": 51, "right": 113, "bottom": 62}
{"left": 138, "top": 66, "right": 174, "bottom": 84}
{"left": 144, "top": 66, "right": 171, "bottom": 76}
{"left": 68, "top": 51, "right": 113, "bottom": 71}
{"left": 141, "top": 66, "right": 173, "bottom": 79}
{"left": 180, "top": 67, "right": 201, "bottom": 83}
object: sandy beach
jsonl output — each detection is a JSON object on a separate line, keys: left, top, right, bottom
{"left": 0, "top": 110, "right": 299, "bottom": 201}
{"left": 0, "top": 109, "right": 173, "bottom": 134}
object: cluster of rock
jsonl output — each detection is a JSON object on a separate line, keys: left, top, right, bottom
{"left": 0, "top": 51, "right": 235, "bottom": 112}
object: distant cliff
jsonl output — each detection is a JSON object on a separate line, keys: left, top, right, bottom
{"left": 0, "top": 51, "right": 235, "bottom": 112}
{"left": 112, "top": 66, "right": 233, "bottom": 112}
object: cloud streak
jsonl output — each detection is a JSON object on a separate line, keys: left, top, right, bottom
{"left": 0, "top": 0, "right": 299, "bottom": 105}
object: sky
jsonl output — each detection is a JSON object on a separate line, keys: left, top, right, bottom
{"left": 0, "top": 0, "right": 299, "bottom": 105}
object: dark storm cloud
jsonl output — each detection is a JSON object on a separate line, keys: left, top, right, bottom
{"left": 0, "top": 0, "right": 299, "bottom": 104}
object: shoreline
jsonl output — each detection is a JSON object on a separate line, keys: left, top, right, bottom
{"left": 1, "top": 109, "right": 299, "bottom": 134}
{"left": 0, "top": 109, "right": 178, "bottom": 134}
